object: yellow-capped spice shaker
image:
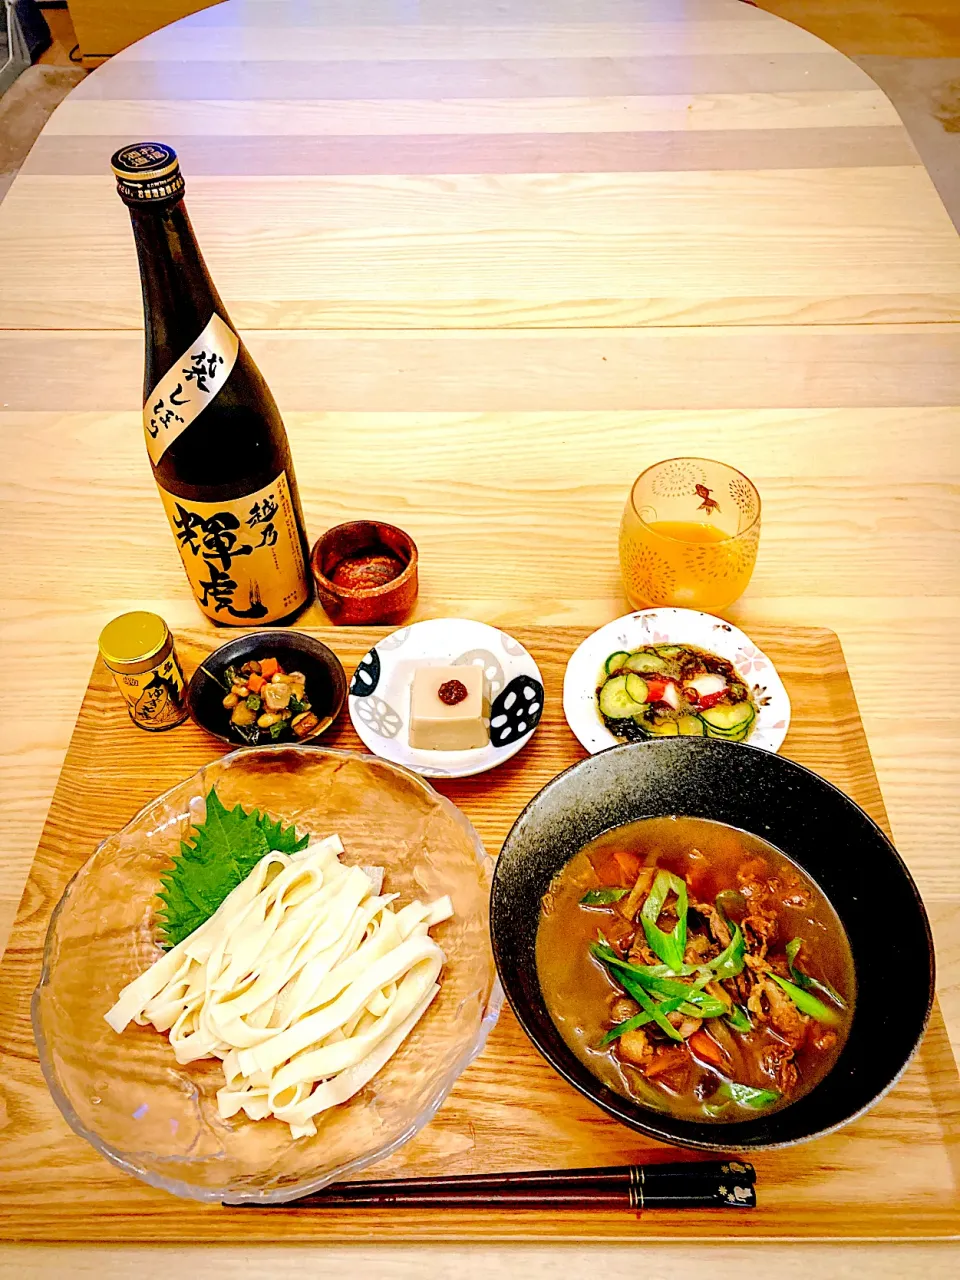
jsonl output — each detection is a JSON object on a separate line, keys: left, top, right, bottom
{"left": 98, "top": 611, "right": 188, "bottom": 731}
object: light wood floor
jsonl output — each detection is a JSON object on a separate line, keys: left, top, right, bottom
{"left": 756, "top": 0, "right": 960, "bottom": 56}
{"left": 36, "top": 5, "right": 80, "bottom": 66}
{"left": 753, "top": 5, "right": 960, "bottom": 232}
{"left": 40, "top": 1, "right": 960, "bottom": 61}
{"left": 31, "top": 2, "right": 960, "bottom": 65}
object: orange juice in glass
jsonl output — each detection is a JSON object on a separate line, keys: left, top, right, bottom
{"left": 619, "top": 458, "right": 760, "bottom": 612}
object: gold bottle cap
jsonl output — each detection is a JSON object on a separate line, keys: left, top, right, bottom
{"left": 111, "top": 142, "right": 185, "bottom": 205}
{"left": 99, "top": 611, "right": 172, "bottom": 674}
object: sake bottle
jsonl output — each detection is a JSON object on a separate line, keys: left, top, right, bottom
{"left": 112, "top": 142, "right": 312, "bottom": 624}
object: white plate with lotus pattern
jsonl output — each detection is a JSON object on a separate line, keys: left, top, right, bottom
{"left": 348, "top": 618, "right": 545, "bottom": 778}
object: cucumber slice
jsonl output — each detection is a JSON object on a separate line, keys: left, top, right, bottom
{"left": 642, "top": 717, "right": 680, "bottom": 737}
{"left": 599, "top": 675, "right": 645, "bottom": 719}
{"left": 624, "top": 673, "right": 649, "bottom": 704}
{"left": 704, "top": 724, "right": 752, "bottom": 743}
{"left": 605, "top": 651, "right": 631, "bottom": 675}
{"left": 677, "top": 715, "right": 705, "bottom": 736}
{"left": 653, "top": 644, "right": 684, "bottom": 658}
{"left": 700, "top": 701, "right": 755, "bottom": 731}
{"left": 700, "top": 701, "right": 756, "bottom": 742}
{"left": 623, "top": 650, "right": 668, "bottom": 674}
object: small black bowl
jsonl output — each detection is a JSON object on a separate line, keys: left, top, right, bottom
{"left": 186, "top": 630, "right": 347, "bottom": 748}
{"left": 491, "top": 737, "right": 934, "bottom": 1151}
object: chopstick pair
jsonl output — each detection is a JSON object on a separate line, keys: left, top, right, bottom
{"left": 241, "top": 1160, "right": 756, "bottom": 1211}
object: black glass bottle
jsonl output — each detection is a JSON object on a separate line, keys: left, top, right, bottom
{"left": 112, "top": 141, "right": 312, "bottom": 625}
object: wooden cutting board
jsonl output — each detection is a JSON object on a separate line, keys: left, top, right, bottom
{"left": 0, "top": 625, "right": 957, "bottom": 1242}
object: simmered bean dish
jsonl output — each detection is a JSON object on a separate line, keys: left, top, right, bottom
{"left": 222, "top": 656, "right": 319, "bottom": 743}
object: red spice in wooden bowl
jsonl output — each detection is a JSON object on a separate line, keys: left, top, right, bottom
{"left": 311, "top": 521, "right": 418, "bottom": 625}
{"left": 330, "top": 550, "right": 405, "bottom": 592}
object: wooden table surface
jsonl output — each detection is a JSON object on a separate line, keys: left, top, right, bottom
{"left": 0, "top": 0, "right": 958, "bottom": 1273}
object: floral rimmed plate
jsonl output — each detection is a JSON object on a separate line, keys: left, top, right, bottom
{"left": 348, "top": 618, "right": 545, "bottom": 779}
{"left": 563, "top": 608, "right": 790, "bottom": 755}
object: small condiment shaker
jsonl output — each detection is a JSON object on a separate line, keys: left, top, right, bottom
{"left": 98, "top": 611, "right": 189, "bottom": 731}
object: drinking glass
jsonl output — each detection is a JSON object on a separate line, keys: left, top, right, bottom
{"left": 619, "top": 458, "right": 760, "bottom": 612}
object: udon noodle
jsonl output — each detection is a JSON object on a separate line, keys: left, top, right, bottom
{"left": 105, "top": 834, "right": 453, "bottom": 1137}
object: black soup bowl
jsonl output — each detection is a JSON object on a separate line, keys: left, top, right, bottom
{"left": 187, "top": 630, "right": 347, "bottom": 748}
{"left": 490, "top": 737, "right": 934, "bottom": 1151}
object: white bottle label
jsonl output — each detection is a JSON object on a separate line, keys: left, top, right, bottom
{"left": 142, "top": 313, "right": 240, "bottom": 465}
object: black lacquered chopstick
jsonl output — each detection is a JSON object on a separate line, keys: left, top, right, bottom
{"left": 271, "top": 1184, "right": 756, "bottom": 1210}
{"left": 242, "top": 1161, "right": 756, "bottom": 1211}
{"left": 304, "top": 1158, "right": 755, "bottom": 1196}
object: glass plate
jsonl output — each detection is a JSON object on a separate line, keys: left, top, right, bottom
{"left": 33, "top": 745, "right": 501, "bottom": 1203}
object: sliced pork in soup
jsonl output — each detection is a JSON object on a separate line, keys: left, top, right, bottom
{"left": 536, "top": 817, "right": 854, "bottom": 1120}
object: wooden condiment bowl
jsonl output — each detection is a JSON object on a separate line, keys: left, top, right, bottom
{"left": 311, "top": 521, "right": 419, "bottom": 625}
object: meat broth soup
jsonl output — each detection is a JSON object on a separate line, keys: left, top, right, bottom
{"left": 536, "top": 817, "right": 855, "bottom": 1121}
